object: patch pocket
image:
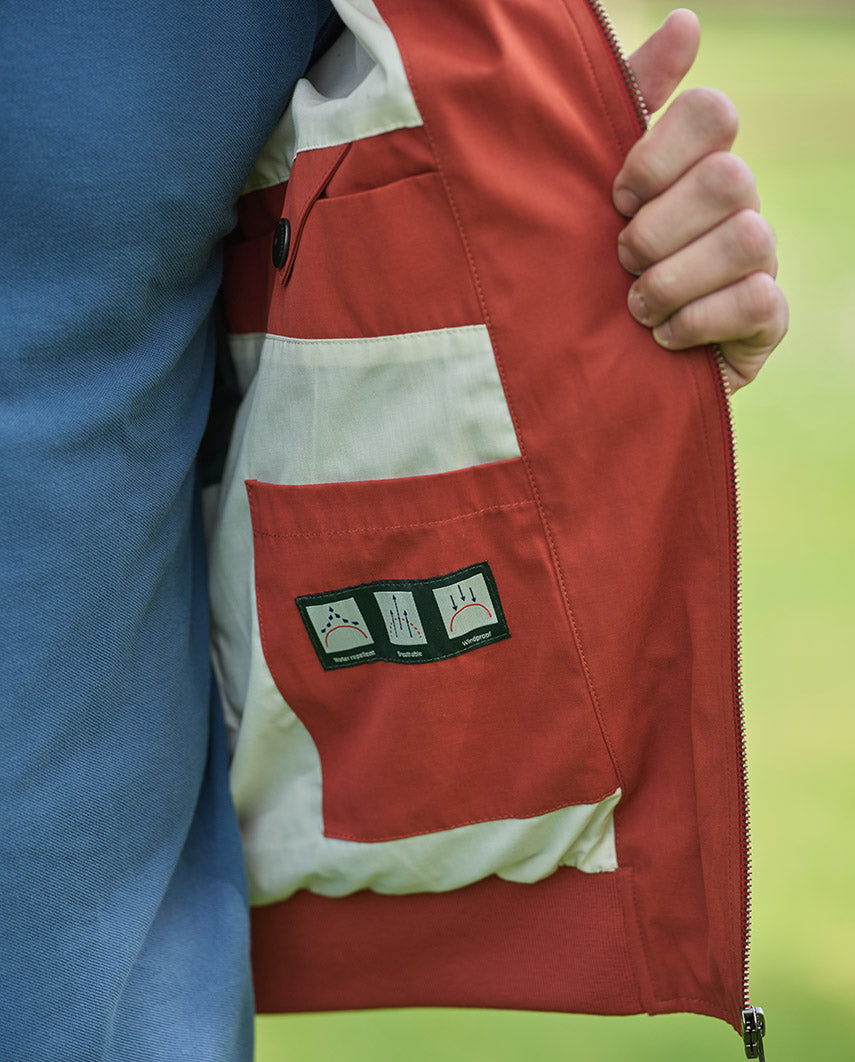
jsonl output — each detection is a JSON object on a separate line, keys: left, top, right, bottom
{"left": 247, "top": 457, "right": 619, "bottom": 843}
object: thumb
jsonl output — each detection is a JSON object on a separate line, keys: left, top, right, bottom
{"left": 629, "top": 8, "right": 701, "bottom": 115}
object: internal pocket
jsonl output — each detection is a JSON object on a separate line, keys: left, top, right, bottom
{"left": 247, "top": 457, "right": 619, "bottom": 844}
{"left": 268, "top": 164, "right": 484, "bottom": 340}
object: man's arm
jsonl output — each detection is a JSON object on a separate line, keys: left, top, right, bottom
{"left": 614, "top": 8, "right": 789, "bottom": 392}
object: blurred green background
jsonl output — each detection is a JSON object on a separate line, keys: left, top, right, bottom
{"left": 256, "top": 4, "right": 855, "bottom": 1058}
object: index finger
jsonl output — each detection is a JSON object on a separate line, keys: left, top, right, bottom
{"left": 613, "top": 87, "right": 739, "bottom": 217}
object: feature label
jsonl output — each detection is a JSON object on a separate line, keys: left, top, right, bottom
{"left": 296, "top": 562, "right": 509, "bottom": 670}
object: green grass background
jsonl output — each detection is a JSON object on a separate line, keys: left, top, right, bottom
{"left": 256, "top": 4, "right": 855, "bottom": 1057}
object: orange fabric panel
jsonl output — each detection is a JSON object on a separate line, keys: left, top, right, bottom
{"left": 252, "top": 868, "right": 643, "bottom": 1017}
{"left": 377, "top": 0, "right": 743, "bottom": 1023}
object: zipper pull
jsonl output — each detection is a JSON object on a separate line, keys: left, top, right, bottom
{"left": 742, "top": 1006, "right": 767, "bottom": 1060}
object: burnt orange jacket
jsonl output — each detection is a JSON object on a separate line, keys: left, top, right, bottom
{"left": 211, "top": 0, "right": 759, "bottom": 1046}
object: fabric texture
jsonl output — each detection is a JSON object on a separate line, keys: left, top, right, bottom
{"left": 0, "top": 3, "right": 335, "bottom": 1059}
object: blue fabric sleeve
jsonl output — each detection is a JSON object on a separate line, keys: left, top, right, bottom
{"left": 0, "top": 3, "right": 333, "bottom": 1058}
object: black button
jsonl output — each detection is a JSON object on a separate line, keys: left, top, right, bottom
{"left": 272, "top": 218, "right": 291, "bottom": 268}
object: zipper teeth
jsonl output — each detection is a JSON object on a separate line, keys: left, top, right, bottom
{"left": 587, "top": 0, "right": 650, "bottom": 131}
{"left": 588, "top": 0, "right": 755, "bottom": 1020}
{"left": 715, "top": 349, "right": 753, "bottom": 1010}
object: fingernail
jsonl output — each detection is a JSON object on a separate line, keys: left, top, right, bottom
{"left": 614, "top": 187, "right": 641, "bottom": 217}
{"left": 628, "top": 289, "right": 650, "bottom": 325}
{"left": 653, "top": 321, "right": 673, "bottom": 348}
{"left": 618, "top": 241, "right": 643, "bottom": 276}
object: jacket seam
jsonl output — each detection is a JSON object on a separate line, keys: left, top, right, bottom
{"left": 392, "top": 20, "right": 624, "bottom": 792}
{"left": 559, "top": 0, "right": 634, "bottom": 158}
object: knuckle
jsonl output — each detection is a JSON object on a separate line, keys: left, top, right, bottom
{"left": 731, "top": 210, "right": 777, "bottom": 268}
{"left": 699, "top": 152, "right": 758, "bottom": 208}
{"left": 740, "top": 271, "right": 785, "bottom": 327}
{"left": 625, "top": 150, "right": 669, "bottom": 204}
{"left": 665, "top": 307, "right": 697, "bottom": 349}
{"left": 642, "top": 263, "right": 676, "bottom": 312}
{"left": 622, "top": 216, "right": 659, "bottom": 268}
{"left": 679, "top": 87, "right": 739, "bottom": 146}
{"left": 676, "top": 298, "right": 704, "bottom": 340}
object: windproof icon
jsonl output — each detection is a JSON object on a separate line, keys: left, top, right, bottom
{"left": 432, "top": 572, "right": 498, "bottom": 638}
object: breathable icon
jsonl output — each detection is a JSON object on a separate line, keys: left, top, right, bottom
{"left": 304, "top": 597, "right": 373, "bottom": 654}
{"left": 373, "top": 590, "right": 427, "bottom": 645}
{"left": 433, "top": 572, "right": 498, "bottom": 639}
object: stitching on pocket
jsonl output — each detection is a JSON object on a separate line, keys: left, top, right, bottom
{"left": 279, "top": 142, "right": 352, "bottom": 288}
{"left": 319, "top": 168, "right": 437, "bottom": 201}
{"left": 250, "top": 496, "right": 534, "bottom": 540}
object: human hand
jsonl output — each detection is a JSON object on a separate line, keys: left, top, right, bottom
{"left": 613, "top": 9, "right": 789, "bottom": 392}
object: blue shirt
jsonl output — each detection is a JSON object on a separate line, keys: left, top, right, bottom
{"left": 0, "top": 3, "right": 335, "bottom": 1058}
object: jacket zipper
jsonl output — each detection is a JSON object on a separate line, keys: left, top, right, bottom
{"left": 586, "top": 3, "right": 766, "bottom": 1056}
{"left": 586, "top": 0, "right": 649, "bottom": 131}
{"left": 715, "top": 354, "right": 766, "bottom": 1062}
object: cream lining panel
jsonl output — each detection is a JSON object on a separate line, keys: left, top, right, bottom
{"left": 209, "top": 324, "right": 620, "bottom": 901}
{"left": 245, "top": 0, "right": 422, "bottom": 192}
